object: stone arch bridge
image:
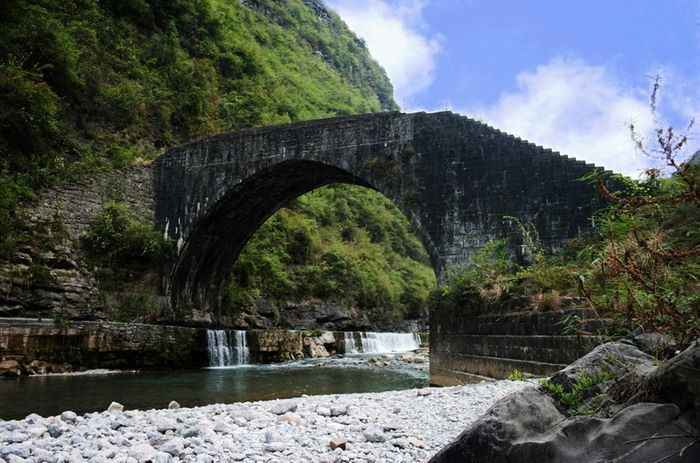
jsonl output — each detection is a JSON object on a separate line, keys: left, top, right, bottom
{"left": 154, "top": 111, "right": 606, "bottom": 313}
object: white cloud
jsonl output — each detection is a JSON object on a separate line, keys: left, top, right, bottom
{"left": 327, "top": 0, "right": 441, "bottom": 108}
{"left": 464, "top": 58, "right": 666, "bottom": 177}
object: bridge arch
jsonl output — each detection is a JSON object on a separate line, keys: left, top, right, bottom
{"left": 155, "top": 111, "right": 606, "bottom": 312}
{"left": 166, "top": 159, "right": 435, "bottom": 312}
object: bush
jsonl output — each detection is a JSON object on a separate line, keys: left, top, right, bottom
{"left": 540, "top": 368, "right": 614, "bottom": 415}
{"left": 82, "top": 200, "right": 173, "bottom": 265}
{"left": 439, "top": 239, "right": 515, "bottom": 307}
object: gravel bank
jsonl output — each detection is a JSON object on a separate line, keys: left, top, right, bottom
{"left": 0, "top": 380, "right": 534, "bottom": 463}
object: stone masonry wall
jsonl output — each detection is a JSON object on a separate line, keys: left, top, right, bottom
{"left": 28, "top": 165, "right": 155, "bottom": 244}
{"left": 0, "top": 318, "right": 207, "bottom": 372}
{"left": 0, "top": 166, "right": 156, "bottom": 320}
{"left": 430, "top": 301, "right": 610, "bottom": 386}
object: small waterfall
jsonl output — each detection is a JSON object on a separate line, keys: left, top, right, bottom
{"left": 207, "top": 330, "right": 250, "bottom": 367}
{"left": 344, "top": 332, "right": 359, "bottom": 354}
{"left": 342, "top": 332, "right": 421, "bottom": 354}
{"left": 232, "top": 330, "right": 250, "bottom": 365}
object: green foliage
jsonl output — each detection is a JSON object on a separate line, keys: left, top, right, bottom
{"left": 438, "top": 239, "right": 515, "bottom": 308}
{"left": 540, "top": 368, "right": 614, "bottom": 415}
{"left": 82, "top": 200, "right": 173, "bottom": 265}
{"left": 430, "top": 159, "right": 698, "bottom": 345}
{"left": 308, "top": 327, "right": 325, "bottom": 337}
{"left": 507, "top": 369, "right": 528, "bottom": 381}
{"left": 223, "top": 184, "right": 436, "bottom": 317}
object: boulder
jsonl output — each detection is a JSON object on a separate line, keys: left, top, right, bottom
{"left": 549, "top": 341, "right": 655, "bottom": 395}
{"left": 408, "top": 437, "right": 426, "bottom": 448}
{"left": 60, "top": 411, "right": 78, "bottom": 423}
{"left": 330, "top": 405, "right": 348, "bottom": 417}
{"left": 648, "top": 340, "right": 700, "bottom": 422}
{"left": 430, "top": 387, "right": 562, "bottom": 461}
{"left": 129, "top": 443, "right": 158, "bottom": 462}
{"left": 430, "top": 340, "right": 700, "bottom": 462}
{"left": 507, "top": 402, "right": 694, "bottom": 463}
{"left": 430, "top": 388, "right": 700, "bottom": 462}
{"left": 277, "top": 412, "right": 301, "bottom": 424}
{"left": 362, "top": 426, "right": 386, "bottom": 443}
{"left": 159, "top": 437, "right": 185, "bottom": 457}
{"left": 625, "top": 332, "right": 678, "bottom": 359}
{"left": 107, "top": 401, "right": 124, "bottom": 413}
{"left": 0, "top": 359, "right": 22, "bottom": 377}
{"left": 28, "top": 360, "right": 52, "bottom": 375}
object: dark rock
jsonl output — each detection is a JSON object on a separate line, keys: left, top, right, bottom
{"left": 430, "top": 341, "right": 700, "bottom": 463}
{"left": 649, "top": 340, "right": 700, "bottom": 420}
{"left": 549, "top": 342, "right": 656, "bottom": 394}
{"left": 429, "top": 387, "right": 562, "bottom": 461}
{"left": 0, "top": 305, "right": 22, "bottom": 316}
{"left": 431, "top": 389, "right": 699, "bottom": 463}
{"left": 507, "top": 402, "right": 694, "bottom": 463}
{"left": 10, "top": 252, "right": 33, "bottom": 265}
{"left": 47, "top": 423, "right": 64, "bottom": 438}
{"left": 623, "top": 331, "right": 678, "bottom": 359}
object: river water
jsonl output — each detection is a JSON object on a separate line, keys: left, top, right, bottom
{"left": 0, "top": 357, "right": 427, "bottom": 420}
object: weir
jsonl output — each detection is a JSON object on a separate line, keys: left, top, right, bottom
{"left": 206, "top": 330, "right": 250, "bottom": 367}
{"left": 343, "top": 332, "right": 422, "bottom": 354}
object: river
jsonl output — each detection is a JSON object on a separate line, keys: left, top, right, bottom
{"left": 0, "top": 357, "right": 427, "bottom": 420}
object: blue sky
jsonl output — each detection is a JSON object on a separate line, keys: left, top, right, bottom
{"left": 326, "top": 0, "right": 700, "bottom": 176}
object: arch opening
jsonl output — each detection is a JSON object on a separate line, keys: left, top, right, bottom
{"left": 169, "top": 160, "right": 437, "bottom": 321}
{"left": 220, "top": 182, "right": 437, "bottom": 330}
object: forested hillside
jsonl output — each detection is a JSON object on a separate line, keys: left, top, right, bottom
{"left": 227, "top": 185, "right": 436, "bottom": 321}
{"left": 0, "top": 0, "right": 435, "bottom": 321}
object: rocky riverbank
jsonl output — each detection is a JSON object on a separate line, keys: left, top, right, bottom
{"left": 0, "top": 380, "right": 531, "bottom": 463}
{"left": 308, "top": 347, "right": 430, "bottom": 374}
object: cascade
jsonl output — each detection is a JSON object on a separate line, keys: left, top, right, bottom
{"left": 206, "top": 330, "right": 250, "bottom": 367}
{"left": 344, "top": 332, "right": 359, "bottom": 354}
{"left": 342, "top": 332, "right": 421, "bottom": 354}
{"left": 232, "top": 330, "right": 250, "bottom": 365}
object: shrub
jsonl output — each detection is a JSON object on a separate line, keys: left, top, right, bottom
{"left": 440, "top": 239, "right": 515, "bottom": 307}
{"left": 82, "top": 200, "right": 173, "bottom": 265}
{"left": 507, "top": 369, "right": 528, "bottom": 381}
{"left": 540, "top": 368, "right": 614, "bottom": 415}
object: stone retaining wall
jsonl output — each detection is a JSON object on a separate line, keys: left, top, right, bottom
{"left": 430, "top": 304, "right": 610, "bottom": 386}
{"left": 0, "top": 166, "right": 157, "bottom": 321}
{"left": 0, "top": 318, "right": 207, "bottom": 373}
{"left": 28, "top": 166, "right": 156, "bottom": 245}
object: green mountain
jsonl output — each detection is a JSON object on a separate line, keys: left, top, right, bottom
{"left": 0, "top": 0, "right": 395, "bottom": 191}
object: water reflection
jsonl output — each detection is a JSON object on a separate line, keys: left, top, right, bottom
{"left": 0, "top": 360, "right": 426, "bottom": 420}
